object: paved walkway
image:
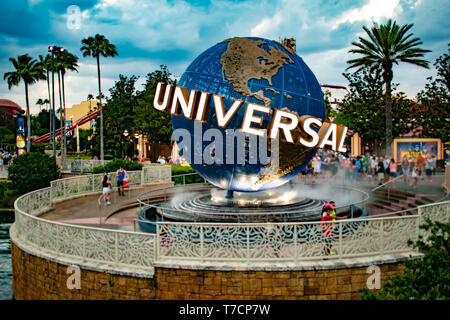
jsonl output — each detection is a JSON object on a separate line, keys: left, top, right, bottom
{"left": 40, "top": 183, "right": 173, "bottom": 231}
{"left": 38, "top": 173, "right": 447, "bottom": 231}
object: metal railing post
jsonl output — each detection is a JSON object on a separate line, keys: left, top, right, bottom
{"left": 294, "top": 224, "right": 298, "bottom": 262}
{"left": 338, "top": 221, "right": 343, "bottom": 259}
{"left": 246, "top": 226, "right": 250, "bottom": 262}
{"left": 200, "top": 225, "right": 204, "bottom": 261}
{"left": 49, "top": 182, "right": 53, "bottom": 205}
{"left": 156, "top": 224, "right": 160, "bottom": 260}
{"left": 115, "top": 232, "right": 119, "bottom": 264}
{"left": 82, "top": 228, "right": 86, "bottom": 258}
{"left": 63, "top": 179, "right": 67, "bottom": 199}
{"left": 416, "top": 209, "right": 422, "bottom": 253}
{"left": 379, "top": 220, "right": 384, "bottom": 253}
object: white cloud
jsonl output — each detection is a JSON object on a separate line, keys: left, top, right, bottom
{"left": 250, "top": 12, "right": 283, "bottom": 37}
{"left": 1, "top": 0, "right": 447, "bottom": 115}
{"left": 332, "top": 0, "right": 402, "bottom": 29}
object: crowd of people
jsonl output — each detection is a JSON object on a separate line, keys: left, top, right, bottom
{"left": 0, "top": 149, "right": 16, "bottom": 174}
{"left": 298, "top": 149, "right": 438, "bottom": 189}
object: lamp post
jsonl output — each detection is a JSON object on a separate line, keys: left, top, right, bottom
{"left": 48, "top": 45, "right": 64, "bottom": 160}
{"left": 123, "top": 129, "right": 129, "bottom": 159}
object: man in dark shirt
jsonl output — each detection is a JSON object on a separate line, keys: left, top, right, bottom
{"left": 376, "top": 157, "right": 385, "bottom": 185}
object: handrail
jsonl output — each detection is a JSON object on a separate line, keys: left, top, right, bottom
{"left": 136, "top": 183, "right": 371, "bottom": 217}
{"left": 371, "top": 174, "right": 404, "bottom": 192}
{"left": 12, "top": 166, "right": 450, "bottom": 268}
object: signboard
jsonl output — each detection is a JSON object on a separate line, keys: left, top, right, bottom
{"left": 15, "top": 116, "right": 27, "bottom": 154}
{"left": 66, "top": 120, "right": 73, "bottom": 139}
{"left": 393, "top": 138, "right": 443, "bottom": 162}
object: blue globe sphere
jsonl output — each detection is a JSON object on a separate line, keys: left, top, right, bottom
{"left": 172, "top": 37, "right": 325, "bottom": 192}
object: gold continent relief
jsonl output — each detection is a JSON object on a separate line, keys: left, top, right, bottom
{"left": 219, "top": 37, "right": 312, "bottom": 187}
{"left": 220, "top": 37, "right": 293, "bottom": 107}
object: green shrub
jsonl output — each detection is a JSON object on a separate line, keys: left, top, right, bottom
{"left": 170, "top": 164, "right": 204, "bottom": 184}
{"left": 0, "top": 181, "right": 18, "bottom": 208}
{"left": 92, "top": 159, "right": 143, "bottom": 174}
{"left": 7, "top": 152, "right": 60, "bottom": 195}
{"left": 360, "top": 218, "right": 450, "bottom": 300}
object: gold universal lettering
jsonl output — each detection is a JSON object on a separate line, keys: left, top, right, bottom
{"left": 268, "top": 109, "right": 299, "bottom": 143}
{"left": 154, "top": 82, "right": 173, "bottom": 111}
{"left": 152, "top": 83, "right": 349, "bottom": 152}
{"left": 241, "top": 103, "right": 271, "bottom": 137}
{"left": 171, "top": 86, "right": 199, "bottom": 119}
{"left": 212, "top": 94, "right": 244, "bottom": 128}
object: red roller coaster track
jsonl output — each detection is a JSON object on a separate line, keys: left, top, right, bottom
{"left": 33, "top": 109, "right": 100, "bottom": 143}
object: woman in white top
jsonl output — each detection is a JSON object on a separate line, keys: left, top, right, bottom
{"left": 313, "top": 156, "right": 321, "bottom": 175}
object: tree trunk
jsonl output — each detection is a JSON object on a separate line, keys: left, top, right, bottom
{"left": 97, "top": 55, "right": 104, "bottom": 161}
{"left": 46, "top": 70, "right": 53, "bottom": 149}
{"left": 62, "top": 72, "right": 67, "bottom": 168}
{"left": 25, "top": 83, "right": 31, "bottom": 153}
{"left": 57, "top": 71, "right": 63, "bottom": 157}
{"left": 385, "top": 79, "right": 392, "bottom": 157}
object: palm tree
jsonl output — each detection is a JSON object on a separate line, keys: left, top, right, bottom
{"left": 55, "top": 50, "right": 79, "bottom": 166}
{"left": 87, "top": 93, "right": 94, "bottom": 114}
{"left": 36, "top": 98, "right": 45, "bottom": 112}
{"left": 43, "top": 98, "right": 50, "bottom": 110}
{"left": 38, "top": 54, "right": 54, "bottom": 143}
{"left": 346, "top": 19, "right": 430, "bottom": 155}
{"left": 4, "top": 54, "right": 45, "bottom": 152}
{"left": 80, "top": 34, "right": 118, "bottom": 160}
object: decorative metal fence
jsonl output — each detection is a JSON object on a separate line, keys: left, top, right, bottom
{"left": 61, "top": 159, "right": 111, "bottom": 173}
{"left": 152, "top": 211, "right": 446, "bottom": 262}
{"left": 13, "top": 165, "right": 171, "bottom": 271}
{"left": 14, "top": 205, "right": 156, "bottom": 269}
{"left": 50, "top": 165, "right": 171, "bottom": 202}
{"left": 13, "top": 166, "right": 450, "bottom": 271}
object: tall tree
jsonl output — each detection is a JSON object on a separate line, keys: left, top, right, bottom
{"left": 134, "top": 65, "right": 175, "bottom": 145}
{"left": 3, "top": 54, "right": 45, "bottom": 151}
{"left": 36, "top": 98, "right": 45, "bottom": 112}
{"left": 55, "top": 50, "right": 79, "bottom": 166}
{"left": 338, "top": 65, "right": 414, "bottom": 153}
{"left": 346, "top": 19, "right": 430, "bottom": 155}
{"left": 416, "top": 44, "right": 450, "bottom": 143}
{"left": 80, "top": 34, "right": 118, "bottom": 160}
{"left": 38, "top": 54, "right": 54, "bottom": 145}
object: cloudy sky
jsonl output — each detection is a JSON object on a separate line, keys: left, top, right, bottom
{"left": 1, "top": 0, "right": 449, "bottom": 114}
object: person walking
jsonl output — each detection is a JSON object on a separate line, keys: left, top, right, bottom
{"left": 425, "top": 154, "right": 434, "bottom": 182}
{"left": 101, "top": 172, "right": 112, "bottom": 205}
{"left": 116, "top": 166, "right": 129, "bottom": 196}
{"left": 388, "top": 158, "right": 398, "bottom": 187}
{"left": 321, "top": 207, "right": 335, "bottom": 256}
{"left": 376, "top": 157, "right": 385, "bottom": 185}
{"left": 401, "top": 156, "right": 409, "bottom": 182}
{"left": 416, "top": 154, "right": 425, "bottom": 180}
{"left": 411, "top": 164, "right": 419, "bottom": 189}
{"left": 313, "top": 155, "right": 321, "bottom": 177}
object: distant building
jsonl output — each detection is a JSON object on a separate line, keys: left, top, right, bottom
{"left": 0, "top": 99, "right": 25, "bottom": 127}
{"left": 65, "top": 100, "right": 97, "bottom": 130}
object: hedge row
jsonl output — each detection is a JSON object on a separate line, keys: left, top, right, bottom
{"left": 170, "top": 165, "right": 204, "bottom": 185}
{"left": 92, "top": 159, "right": 143, "bottom": 174}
